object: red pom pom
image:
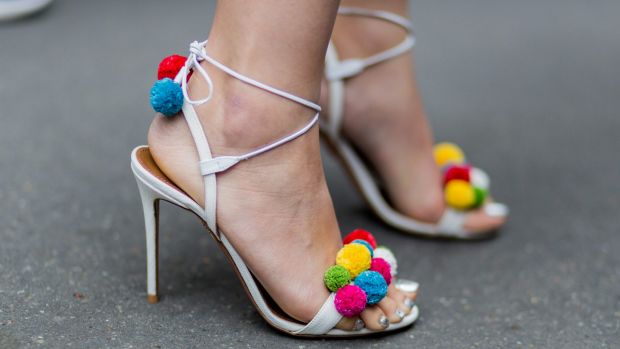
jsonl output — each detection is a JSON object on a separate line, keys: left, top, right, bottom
{"left": 370, "top": 258, "right": 392, "bottom": 285}
{"left": 443, "top": 164, "right": 472, "bottom": 186}
{"left": 157, "top": 55, "right": 187, "bottom": 80}
{"left": 343, "top": 229, "right": 377, "bottom": 249}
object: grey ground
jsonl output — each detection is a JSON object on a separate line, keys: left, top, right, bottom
{"left": 1, "top": 0, "right": 619, "bottom": 348}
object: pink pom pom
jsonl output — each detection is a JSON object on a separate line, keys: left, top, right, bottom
{"left": 370, "top": 258, "right": 392, "bottom": 285}
{"left": 334, "top": 285, "right": 367, "bottom": 317}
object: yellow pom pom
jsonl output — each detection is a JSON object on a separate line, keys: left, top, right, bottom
{"left": 434, "top": 142, "right": 465, "bottom": 167}
{"left": 336, "top": 244, "right": 372, "bottom": 278}
{"left": 444, "top": 179, "right": 475, "bottom": 209}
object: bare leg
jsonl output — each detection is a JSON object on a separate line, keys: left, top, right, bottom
{"left": 148, "top": 0, "right": 413, "bottom": 329}
{"left": 325, "top": 0, "right": 506, "bottom": 232}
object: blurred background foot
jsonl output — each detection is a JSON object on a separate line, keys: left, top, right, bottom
{"left": 0, "top": 0, "right": 52, "bottom": 22}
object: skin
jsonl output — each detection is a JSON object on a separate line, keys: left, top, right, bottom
{"left": 148, "top": 0, "right": 415, "bottom": 332}
{"left": 324, "top": 0, "right": 507, "bottom": 233}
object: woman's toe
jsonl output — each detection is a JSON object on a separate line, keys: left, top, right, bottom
{"left": 377, "top": 297, "right": 406, "bottom": 323}
{"left": 388, "top": 284, "right": 417, "bottom": 314}
{"left": 392, "top": 279, "right": 419, "bottom": 298}
{"left": 335, "top": 316, "right": 364, "bottom": 331}
{"left": 360, "top": 306, "right": 390, "bottom": 331}
{"left": 462, "top": 201, "right": 507, "bottom": 233}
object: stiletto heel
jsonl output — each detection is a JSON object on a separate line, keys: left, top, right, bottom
{"left": 130, "top": 39, "right": 419, "bottom": 336}
{"left": 135, "top": 177, "right": 160, "bottom": 304}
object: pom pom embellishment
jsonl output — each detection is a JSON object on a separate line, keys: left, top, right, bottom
{"left": 351, "top": 239, "right": 374, "bottom": 257}
{"left": 374, "top": 246, "right": 398, "bottom": 277}
{"left": 444, "top": 179, "right": 476, "bottom": 209}
{"left": 370, "top": 257, "right": 392, "bottom": 285}
{"left": 150, "top": 78, "right": 183, "bottom": 117}
{"left": 324, "top": 265, "right": 351, "bottom": 292}
{"left": 434, "top": 142, "right": 497, "bottom": 212}
{"left": 443, "top": 164, "right": 472, "bottom": 186}
{"left": 354, "top": 271, "right": 388, "bottom": 305}
{"left": 336, "top": 243, "right": 372, "bottom": 278}
{"left": 434, "top": 142, "right": 465, "bottom": 167}
{"left": 473, "top": 187, "right": 488, "bottom": 208}
{"left": 157, "top": 54, "right": 187, "bottom": 80}
{"left": 470, "top": 167, "right": 490, "bottom": 191}
{"left": 342, "top": 229, "right": 377, "bottom": 249}
{"left": 334, "top": 285, "right": 367, "bottom": 317}
{"left": 325, "top": 230, "right": 395, "bottom": 315}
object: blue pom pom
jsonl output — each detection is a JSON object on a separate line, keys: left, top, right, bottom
{"left": 351, "top": 239, "right": 373, "bottom": 257}
{"left": 150, "top": 78, "right": 183, "bottom": 117}
{"left": 354, "top": 271, "right": 387, "bottom": 305}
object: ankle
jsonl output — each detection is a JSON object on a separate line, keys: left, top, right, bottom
{"left": 332, "top": 7, "right": 410, "bottom": 59}
{"left": 205, "top": 30, "right": 323, "bottom": 103}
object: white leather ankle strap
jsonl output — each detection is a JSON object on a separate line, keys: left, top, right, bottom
{"left": 178, "top": 40, "right": 322, "bottom": 112}
{"left": 325, "top": 7, "right": 415, "bottom": 81}
{"left": 198, "top": 115, "right": 317, "bottom": 176}
{"left": 323, "top": 7, "right": 415, "bottom": 138}
{"left": 176, "top": 40, "right": 321, "bottom": 236}
{"left": 339, "top": 6, "right": 413, "bottom": 30}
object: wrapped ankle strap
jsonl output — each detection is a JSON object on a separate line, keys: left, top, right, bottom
{"left": 325, "top": 7, "right": 416, "bottom": 81}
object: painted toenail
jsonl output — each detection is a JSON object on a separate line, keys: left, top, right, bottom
{"left": 378, "top": 316, "right": 389, "bottom": 328}
{"left": 404, "top": 298, "right": 415, "bottom": 309}
{"left": 484, "top": 202, "right": 509, "bottom": 217}
{"left": 354, "top": 318, "right": 365, "bottom": 331}
{"left": 395, "top": 279, "right": 419, "bottom": 293}
{"left": 395, "top": 309, "right": 405, "bottom": 319}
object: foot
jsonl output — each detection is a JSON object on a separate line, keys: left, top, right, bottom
{"left": 322, "top": 12, "right": 506, "bottom": 233}
{"left": 147, "top": 49, "right": 416, "bottom": 330}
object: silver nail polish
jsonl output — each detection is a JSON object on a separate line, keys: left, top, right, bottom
{"left": 484, "top": 202, "right": 509, "bottom": 217}
{"left": 395, "top": 309, "right": 405, "bottom": 319}
{"left": 395, "top": 279, "right": 419, "bottom": 293}
{"left": 353, "top": 318, "right": 365, "bottom": 331}
{"left": 378, "top": 316, "right": 389, "bottom": 328}
{"left": 404, "top": 298, "right": 415, "bottom": 309}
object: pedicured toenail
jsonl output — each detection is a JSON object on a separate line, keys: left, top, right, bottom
{"left": 378, "top": 316, "right": 389, "bottom": 328}
{"left": 395, "top": 279, "right": 419, "bottom": 293}
{"left": 395, "top": 309, "right": 405, "bottom": 319}
{"left": 354, "top": 318, "right": 365, "bottom": 331}
{"left": 404, "top": 298, "right": 415, "bottom": 309}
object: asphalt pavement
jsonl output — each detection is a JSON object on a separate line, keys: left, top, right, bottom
{"left": 1, "top": 0, "right": 619, "bottom": 348}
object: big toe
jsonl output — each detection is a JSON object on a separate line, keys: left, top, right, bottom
{"left": 388, "top": 283, "right": 417, "bottom": 314}
{"left": 335, "top": 316, "right": 364, "bottom": 331}
{"left": 360, "top": 306, "right": 390, "bottom": 331}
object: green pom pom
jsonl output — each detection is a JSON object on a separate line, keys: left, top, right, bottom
{"left": 473, "top": 187, "right": 488, "bottom": 208}
{"left": 324, "top": 265, "right": 351, "bottom": 292}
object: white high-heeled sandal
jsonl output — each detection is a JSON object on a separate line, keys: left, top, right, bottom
{"left": 131, "top": 39, "right": 419, "bottom": 337}
{"left": 321, "top": 7, "right": 509, "bottom": 240}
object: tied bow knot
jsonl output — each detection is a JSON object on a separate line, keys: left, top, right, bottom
{"left": 176, "top": 40, "right": 213, "bottom": 106}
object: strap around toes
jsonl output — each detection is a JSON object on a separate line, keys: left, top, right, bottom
{"left": 174, "top": 40, "right": 322, "bottom": 235}
{"left": 293, "top": 294, "right": 343, "bottom": 335}
{"left": 437, "top": 208, "right": 467, "bottom": 235}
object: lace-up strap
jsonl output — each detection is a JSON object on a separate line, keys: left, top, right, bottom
{"left": 176, "top": 40, "right": 321, "bottom": 237}
{"left": 323, "top": 7, "right": 415, "bottom": 137}
{"left": 325, "top": 7, "right": 415, "bottom": 81}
